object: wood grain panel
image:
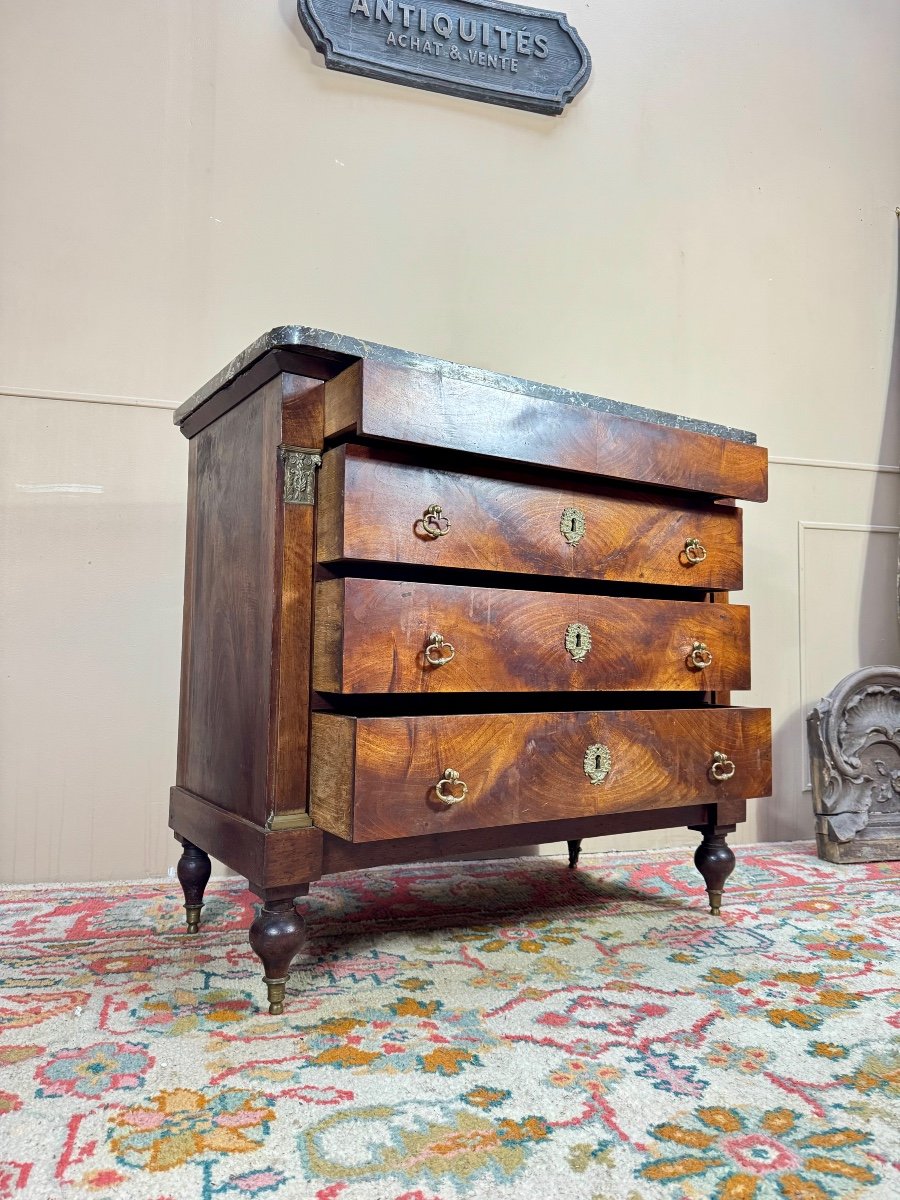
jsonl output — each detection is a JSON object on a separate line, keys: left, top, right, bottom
{"left": 313, "top": 577, "right": 750, "bottom": 694}
{"left": 324, "top": 360, "right": 768, "bottom": 502}
{"left": 310, "top": 707, "right": 771, "bottom": 841}
{"left": 176, "top": 372, "right": 323, "bottom": 826}
{"left": 177, "top": 378, "right": 282, "bottom": 823}
{"left": 317, "top": 445, "right": 743, "bottom": 589}
{"left": 270, "top": 376, "right": 326, "bottom": 824}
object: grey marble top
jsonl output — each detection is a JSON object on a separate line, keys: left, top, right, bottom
{"left": 175, "top": 325, "right": 757, "bottom": 444}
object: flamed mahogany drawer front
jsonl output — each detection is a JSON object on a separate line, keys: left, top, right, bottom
{"left": 313, "top": 577, "right": 750, "bottom": 694}
{"left": 324, "top": 360, "right": 768, "bottom": 501}
{"left": 316, "top": 445, "right": 743, "bottom": 590}
{"left": 310, "top": 707, "right": 772, "bottom": 842}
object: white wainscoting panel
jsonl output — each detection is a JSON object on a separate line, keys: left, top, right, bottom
{"left": 798, "top": 522, "right": 900, "bottom": 791}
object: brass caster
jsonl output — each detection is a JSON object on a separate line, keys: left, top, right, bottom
{"left": 264, "top": 976, "right": 287, "bottom": 1016}
{"left": 185, "top": 903, "right": 203, "bottom": 934}
{"left": 709, "top": 892, "right": 723, "bottom": 917}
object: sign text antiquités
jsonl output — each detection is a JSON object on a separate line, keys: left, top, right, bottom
{"left": 297, "top": 0, "right": 591, "bottom": 115}
{"left": 349, "top": 0, "right": 550, "bottom": 72}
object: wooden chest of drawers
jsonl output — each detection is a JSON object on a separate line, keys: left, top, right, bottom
{"left": 170, "top": 327, "right": 772, "bottom": 1015}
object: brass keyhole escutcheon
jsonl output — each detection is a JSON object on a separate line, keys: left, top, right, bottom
{"left": 682, "top": 537, "right": 708, "bottom": 565}
{"left": 416, "top": 504, "right": 451, "bottom": 539}
{"left": 709, "top": 750, "right": 736, "bottom": 782}
{"left": 565, "top": 622, "right": 592, "bottom": 663}
{"left": 561, "top": 507, "right": 586, "bottom": 546}
{"left": 435, "top": 768, "right": 468, "bottom": 804}
{"left": 583, "top": 743, "right": 612, "bottom": 784}
{"left": 689, "top": 641, "right": 713, "bottom": 670}
{"left": 424, "top": 632, "right": 456, "bottom": 666}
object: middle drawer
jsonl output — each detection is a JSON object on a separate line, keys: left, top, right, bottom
{"left": 313, "top": 578, "right": 750, "bottom": 694}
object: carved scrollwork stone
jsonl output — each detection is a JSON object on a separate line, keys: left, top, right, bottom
{"left": 807, "top": 666, "right": 900, "bottom": 863}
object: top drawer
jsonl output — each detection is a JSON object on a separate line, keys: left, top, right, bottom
{"left": 324, "top": 360, "right": 768, "bottom": 502}
{"left": 317, "top": 445, "right": 743, "bottom": 591}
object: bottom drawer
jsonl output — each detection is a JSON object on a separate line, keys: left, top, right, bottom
{"left": 310, "top": 707, "right": 771, "bottom": 842}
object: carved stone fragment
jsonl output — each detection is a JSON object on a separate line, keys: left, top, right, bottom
{"left": 807, "top": 666, "right": 900, "bottom": 863}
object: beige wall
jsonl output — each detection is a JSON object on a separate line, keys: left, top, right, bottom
{"left": 2, "top": 0, "right": 900, "bottom": 881}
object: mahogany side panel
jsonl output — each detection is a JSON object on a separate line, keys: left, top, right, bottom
{"left": 324, "top": 360, "right": 768, "bottom": 502}
{"left": 313, "top": 577, "right": 751, "bottom": 694}
{"left": 310, "top": 707, "right": 772, "bottom": 842}
{"left": 176, "top": 373, "right": 323, "bottom": 827}
{"left": 316, "top": 445, "right": 744, "bottom": 590}
{"left": 176, "top": 437, "right": 199, "bottom": 783}
{"left": 177, "top": 378, "right": 281, "bottom": 823}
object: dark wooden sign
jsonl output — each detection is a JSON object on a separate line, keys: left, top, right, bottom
{"left": 296, "top": 0, "right": 591, "bottom": 115}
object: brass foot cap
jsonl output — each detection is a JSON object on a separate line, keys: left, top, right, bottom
{"left": 263, "top": 976, "right": 287, "bottom": 1017}
{"left": 184, "top": 904, "right": 203, "bottom": 933}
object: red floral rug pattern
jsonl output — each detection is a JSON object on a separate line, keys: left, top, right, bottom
{"left": 0, "top": 843, "right": 898, "bottom": 1198}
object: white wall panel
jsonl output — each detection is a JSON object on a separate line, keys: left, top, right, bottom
{"left": 0, "top": 396, "right": 187, "bottom": 881}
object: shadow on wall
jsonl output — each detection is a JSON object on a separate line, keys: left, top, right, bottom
{"left": 756, "top": 219, "right": 900, "bottom": 849}
{"left": 760, "top": 710, "right": 807, "bottom": 844}
{"left": 861, "top": 218, "right": 900, "bottom": 654}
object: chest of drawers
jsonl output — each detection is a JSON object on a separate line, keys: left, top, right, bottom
{"left": 170, "top": 327, "right": 772, "bottom": 1015}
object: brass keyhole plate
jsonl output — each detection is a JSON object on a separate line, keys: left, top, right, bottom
{"left": 565, "top": 622, "right": 592, "bottom": 663}
{"left": 561, "top": 507, "right": 586, "bottom": 546}
{"left": 583, "top": 742, "right": 612, "bottom": 784}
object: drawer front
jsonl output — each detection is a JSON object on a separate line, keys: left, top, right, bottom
{"left": 310, "top": 707, "right": 772, "bottom": 841}
{"left": 314, "top": 578, "right": 750, "bottom": 694}
{"left": 324, "top": 360, "right": 768, "bottom": 502}
{"left": 317, "top": 446, "right": 743, "bottom": 590}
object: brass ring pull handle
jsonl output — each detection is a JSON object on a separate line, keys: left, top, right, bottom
{"left": 416, "top": 504, "right": 451, "bottom": 538}
{"left": 424, "top": 632, "right": 456, "bottom": 666}
{"left": 709, "top": 750, "right": 736, "bottom": 782}
{"left": 689, "top": 641, "right": 714, "bottom": 670}
{"left": 435, "top": 768, "right": 468, "bottom": 805}
{"left": 682, "top": 537, "right": 708, "bottom": 565}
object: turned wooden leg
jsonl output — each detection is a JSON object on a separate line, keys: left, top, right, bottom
{"left": 567, "top": 839, "right": 582, "bottom": 869}
{"left": 176, "top": 839, "right": 212, "bottom": 933}
{"left": 690, "top": 823, "right": 736, "bottom": 916}
{"left": 248, "top": 899, "right": 307, "bottom": 1016}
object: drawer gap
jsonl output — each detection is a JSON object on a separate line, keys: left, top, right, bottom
{"left": 316, "top": 562, "right": 716, "bottom": 602}
{"left": 313, "top": 692, "right": 734, "bottom": 717}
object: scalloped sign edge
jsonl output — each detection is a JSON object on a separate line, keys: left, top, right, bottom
{"left": 297, "top": 0, "right": 591, "bottom": 115}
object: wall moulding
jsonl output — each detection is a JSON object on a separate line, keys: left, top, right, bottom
{"left": 770, "top": 456, "right": 900, "bottom": 475}
{"left": 0, "top": 385, "right": 177, "bottom": 411}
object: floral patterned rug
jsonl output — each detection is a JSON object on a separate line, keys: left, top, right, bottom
{"left": 0, "top": 842, "right": 898, "bottom": 1200}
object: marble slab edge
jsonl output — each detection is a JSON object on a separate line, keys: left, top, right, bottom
{"left": 174, "top": 325, "right": 757, "bottom": 445}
